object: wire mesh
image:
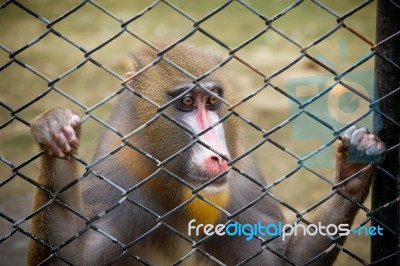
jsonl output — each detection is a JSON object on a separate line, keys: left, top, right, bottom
{"left": 0, "top": 0, "right": 399, "bottom": 265}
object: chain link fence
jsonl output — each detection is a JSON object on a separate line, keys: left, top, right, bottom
{"left": 0, "top": 0, "right": 399, "bottom": 265}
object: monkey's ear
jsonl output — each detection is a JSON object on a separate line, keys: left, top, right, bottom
{"left": 128, "top": 53, "right": 143, "bottom": 72}
{"left": 125, "top": 71, "right": 135, "bottom": 79}
{"left": 211, "top": 49, "right": 223, "bottom": 64}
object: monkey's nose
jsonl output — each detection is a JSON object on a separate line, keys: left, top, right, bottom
{"left": 205, "top": 155, "right": 229, "bottom": 176}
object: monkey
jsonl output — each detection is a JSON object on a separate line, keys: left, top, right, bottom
{"left": 27, "top": 42, "right": 385, "bottom": 265}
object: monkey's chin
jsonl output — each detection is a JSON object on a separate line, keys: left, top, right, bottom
{"left": 198, "top": 175, "right": 228, "bottom": 194}
{"left": 202, "top": 182, "right": 229, "bottom": 194}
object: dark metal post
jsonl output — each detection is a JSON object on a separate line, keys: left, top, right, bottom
{"left": 372, "top": 0, "right": 400, "bottom": 264}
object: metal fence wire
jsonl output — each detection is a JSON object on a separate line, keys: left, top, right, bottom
{"left": 0, "top": 0, "right": 399, "bottom": 265}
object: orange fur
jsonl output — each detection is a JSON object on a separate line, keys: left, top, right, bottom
{"left": 183, "top": 188, "right": 230, "bottom": 225}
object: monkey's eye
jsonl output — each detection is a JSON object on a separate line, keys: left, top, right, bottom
{"left": 207, "top": 95, "right": 221, "bottom": 110}
{"left": 208, "top": 96, "right": 218, "bottom": 106}
{"left": 179, "top": 96, "right": 195, "bottom": 109}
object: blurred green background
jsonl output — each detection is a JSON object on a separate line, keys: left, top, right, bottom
{"left": 0, "top": 0, "right": 377, "bottom": 265}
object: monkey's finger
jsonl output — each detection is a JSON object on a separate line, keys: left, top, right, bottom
{"left": 350, "top": 127, "right": 369, "bottom": 147}
{"left": 47, "top": 139, "right": 66, "bottom": 158}
{"left": 340, "top": 125, "right": 358, "bottom": 149}
{"left": 357, "top": 132, "right": 374, "bottom": 150}
{"left": 366, "top": 146, "right": 381, "bottom": 156}
{"left": 62, "top": 126, "right": 79, "bottom": 150}
{"left": 53, "top": 132, "right": 72, "bottom": 154}
{"left": 365, "top": 140, "right": 385, "bottom": 156}
{"left": 70, "top": 114, "right": 81, "bottom": 129}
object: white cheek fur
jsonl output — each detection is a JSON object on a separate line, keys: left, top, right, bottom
{"left": 182, "top": 111, "right": 230, "bottom": 181}
{"left": 181, "top": 111, "right": 230, "bottom": 161}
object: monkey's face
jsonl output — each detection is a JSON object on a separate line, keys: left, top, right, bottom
{"left": 166, "top": 81, "right": 233, "bottom": 192}
{"left": 132, "top": 80, "right": 235, "bottom": 194}
{"left": 127, "top": 43, "right": 238, "bottom": 193}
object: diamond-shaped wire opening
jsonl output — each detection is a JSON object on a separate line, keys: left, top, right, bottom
{"left": 0, "top": 3, "right": 46, "bottom": 50}
{"left": 306, "top": 28, "right": 375, "bottom": 73}
{"left": 16, "top": 33, "right": 85, "bottom": 80}
{"left": 238, "top": 0, "right": 296, "bottom": 20}
{"left": 89, "top": 32, "right": 146, "bottom": 75}
{"left": 234, "top": 84, "right": 294, "bottom": 131}
{"left": 299, "top": 83, "right": 372, "bottom": 126}
{"left": 93, "top": 0, "right": 156, "bottom": 22}
{"left": 55, "top": 62, "right": 123, "bottom": 108}
{"left": 0, "top": 120, "right": 37, "bottom": 165}
{"left": 167, "top": 0, "right": 227, "bottom": 20}
{"left": 199, "top": 1, "right": 266, "bottom": 48}
{"left": 51, "top": 3, "right": 122, "bottom": 51}
{"left": 17, "top": 0, "right": 82, "bottom": 22}
{"left": 273, "top": 168, "right": 333, "bottom": 214}
{"left": 316, "top": 0, "right": 374, "bottom": 16}
{"left": 0, "top": 63, "right": 48, "bottom": 110}
{"left": 233, "top": 29, "right": 302, "bottom": 78}
{"left": 125, "top": 1, "right": 194, "bottom": 43}
{"left": 271, "top": 0, "right": 339, "bottom": 47}
{"left": 340, "top": 9, "right": 376, "bottom": 45}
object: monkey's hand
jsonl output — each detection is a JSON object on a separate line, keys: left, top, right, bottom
{"left": 336, "top": 125, "right": 385, "bottom": 197}
{"left": 31, "top": 107, "right": 81, "bottom": 159}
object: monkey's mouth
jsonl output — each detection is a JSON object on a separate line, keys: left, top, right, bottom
{"left": 193, "top": 172, "right": 229, "bottom": 190}
{"left": 208, "top": 175, "right": 228, "bottom": 186}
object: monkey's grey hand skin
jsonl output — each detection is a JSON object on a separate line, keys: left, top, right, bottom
{"left": 334, "top": 125, "right": 385, "bottom": 196}
{"left": 31, "top": 107, "right": 80, "bottom": 159}
{"left": 340, "top": 125, "right": 385, "bottom": 163}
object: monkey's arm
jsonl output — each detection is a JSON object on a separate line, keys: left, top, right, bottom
{"left": 283, "top": 126, "right": 385, "bottom": 265}
{"left": 27, "top": 107, "right": 85, "bottom": 265}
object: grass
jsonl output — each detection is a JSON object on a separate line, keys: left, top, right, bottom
{"left": 0, "top": 0, "right": 377, "bottom": 265}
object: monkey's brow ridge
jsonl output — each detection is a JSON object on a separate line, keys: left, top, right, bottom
{"left": 168, "top": 82, "right": 224, "bottom": 98}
